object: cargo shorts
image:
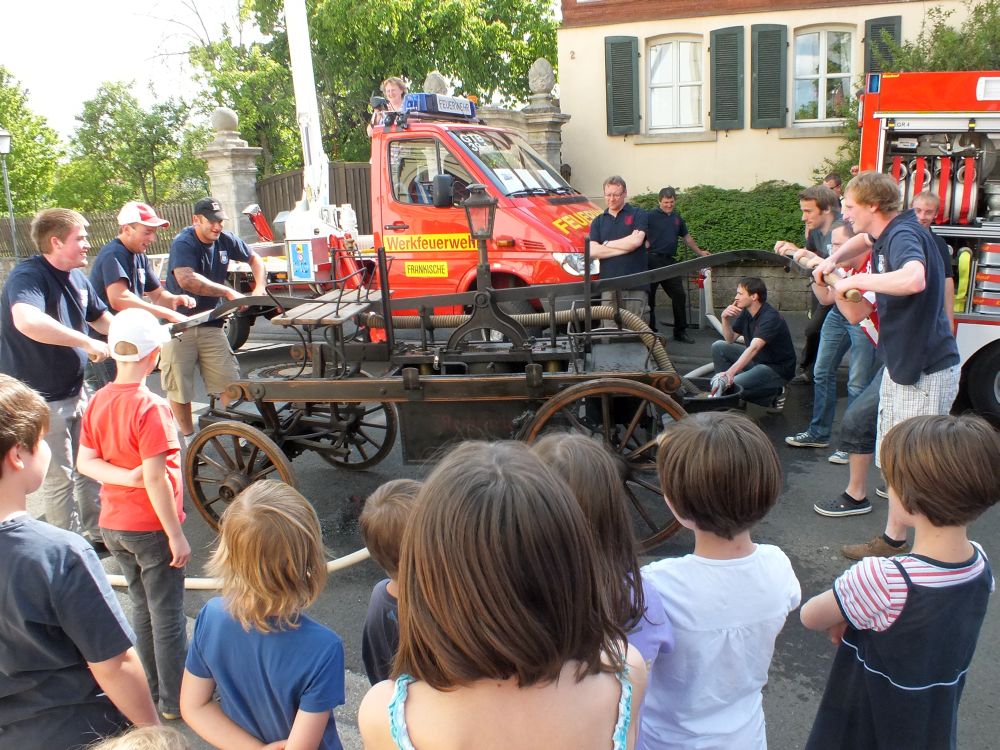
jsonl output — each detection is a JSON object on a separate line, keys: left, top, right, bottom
{"left": 159, "top": 325, "right": 240, "bottom": 404}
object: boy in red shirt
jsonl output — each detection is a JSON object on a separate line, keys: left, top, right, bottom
{"left": 78, "top": 307, "right": 190, "bottom": 721}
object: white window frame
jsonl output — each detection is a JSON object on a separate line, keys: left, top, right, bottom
{"left": 792, "top": 26, "right": 854, "bottom": 125}
{"left": 646, "top": 35, "right": 703, "bottom": 133}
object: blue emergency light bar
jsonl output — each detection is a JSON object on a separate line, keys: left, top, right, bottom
{"left": 403, "top": 93, "right": 477, "bottom": 119}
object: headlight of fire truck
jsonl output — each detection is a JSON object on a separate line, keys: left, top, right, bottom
{"left": 553, "top": 252, "right": 600, "bottom": 277}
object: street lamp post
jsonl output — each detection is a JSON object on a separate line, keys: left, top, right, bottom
{"left": 461, "top": 183, "right": 498, "bottom": 293}
{"left": 0, "top": 128, "right": 16, "bottom": 261}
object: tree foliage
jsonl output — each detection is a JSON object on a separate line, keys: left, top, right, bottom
{"left": 212, "top": 0, "right": 559, "bottom": 162}
{"left": 632, "top": 182, "right": 807, "bottom": 253}
{"left": 189, "top": 31, "right": 301, "bottom": 176}
{"left": 0, "top": 66, "right": 62, "bottom": 215}
{"left": 53, "top": 83, "right": 210, "bottom": 211}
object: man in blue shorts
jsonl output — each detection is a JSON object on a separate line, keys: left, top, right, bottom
{"left": 161, "top": 198, "right": 265, "bottom": 436}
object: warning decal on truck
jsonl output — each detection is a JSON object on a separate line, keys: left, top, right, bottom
{"left": 404, "top": 261, "right": 449, "bottom": 277}
{"left": 384, "top": 233, "right": 476, "bottom": 253}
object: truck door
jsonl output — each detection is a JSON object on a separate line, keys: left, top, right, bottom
{"left": 380, "top": 137, "right": 478, "bottom": 296}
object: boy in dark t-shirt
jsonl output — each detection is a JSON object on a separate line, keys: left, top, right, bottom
{"left": 358, "top": 479, "right": 423, "bottom": 684}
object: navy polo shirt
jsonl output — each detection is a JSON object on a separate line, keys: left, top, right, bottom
{"left": 0, "top": 256, "right": 108, "bottom": 401}
{"left": 589, "top": 203, "right": 648, "bottom": 279}
{"left": 872, "top": 210, "right": 958, "bottom": 385}
{"left": 806, "top": 224, "right": 834, "bottom": 258}
{"left": 165, "top": 227, "right": 252, "bottom": 317}
{"left": 930, "top": 231, "right": 955, "bottom": 280}
{"left": 646, "top": 208, "right": 688, "bottom": 258}
{"left": 732, "top": 302, "right": 797, "bottom": 382}
{"left": 90, "top": 238, "right": 161, "bottom": 307}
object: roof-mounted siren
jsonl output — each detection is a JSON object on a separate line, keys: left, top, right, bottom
{"left": 976, "top": 76, "right": 1000, "bottom": 102}
{"left": 403, "top": 93, "right": 477, "bottom": 119}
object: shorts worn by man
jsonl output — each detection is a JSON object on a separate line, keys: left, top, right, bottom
{"left": 712, "top": 277, "right": 797, "bottom": 409}
{"left": 588, "top": 176, "right": 648, "bottom": 321}
{"left": 818, "top": 172, "right": 960, "bottom": 559}
{"left": 0, "top": 209, "right": 113, "bottom": 543}
{"left": 645, "top": 187, "right": 710, "bottom": 343}
{"left": 161, "top": 197, "right": 265, "bottom": 436}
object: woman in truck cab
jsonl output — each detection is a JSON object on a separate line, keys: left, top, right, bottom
{"left": 367, "top": 76, "right": 408, "bottom": 136}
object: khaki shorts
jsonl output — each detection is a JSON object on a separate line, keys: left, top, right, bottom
{"left": 160, "top": 325, "right": 240, "bottom": 404}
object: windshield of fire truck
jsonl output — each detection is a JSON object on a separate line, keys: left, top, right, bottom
{"left": 449, "top": 129, "right": 576, "bottom": 197}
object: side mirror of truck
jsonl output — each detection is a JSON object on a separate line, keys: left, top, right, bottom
{"left": 370, "top": 95, "right": 389, "bottom": 110}
{"left": 432, "top": 174, "right": 455, "bottom": 208}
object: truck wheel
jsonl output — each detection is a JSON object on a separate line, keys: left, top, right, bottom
{"left": 967, "top": 345, "right": 1000, "bottom": 425}
{"left": 224, "top": 315, "right": 252, "bottom": 351}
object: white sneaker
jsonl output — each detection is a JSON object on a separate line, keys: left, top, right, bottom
{"left": 828, "top": 450, "right": 849, "bottom": 464}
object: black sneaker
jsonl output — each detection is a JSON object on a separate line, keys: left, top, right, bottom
{"left": 785, "top": 431, "right": 830, "bottom": 448}
{"left": 674, "top": 332, "right": 696, "bottom": 344}
{"left": 767, "top": 387, "right": 787, "bottom": 414}
{"left": 875, "top": 484, "right": 889, "bottom": 499}
{"left": 814, "top": 493, "right": 873, "bottom": 517}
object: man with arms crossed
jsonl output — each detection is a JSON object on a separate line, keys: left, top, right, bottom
{"left": 162, "top": 198, "right": 265, "bottom": 437}
{"left": 815, "top": 172, "right": 959, "bottom": 559}
{"left": 588, "top": 176, "right": 648, "bottom": 321}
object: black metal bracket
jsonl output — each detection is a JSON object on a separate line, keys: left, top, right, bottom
{"left": 446, "top": 288, "right": 528, "bottom": 350}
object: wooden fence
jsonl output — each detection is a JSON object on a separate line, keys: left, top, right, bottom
{"left": 257, "top": 162, "right": 372, "bottom": 235}
{"left": 0, "top": 202, "right": 196, "bottom": 259}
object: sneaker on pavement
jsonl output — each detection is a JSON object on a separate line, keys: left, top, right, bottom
{"left": 161, "top": 710, "right": 181, "bottom": 721}
{"left": 767, "top": 387, "right": 787, "bottom": 414}
{"left": 828, "top": 450, "right": 850, "bottom": 464}
{"left": 842, "top": 535, "right": 911, "bottom": 560}
{"left": 790, "top": 371, "right": 812, "bottom": 384}
{"left": 673, "top": 332, "right": 696, "bottom": 344}
{"left": 875, "top": 484, "right": 889, "bottom": 499}
{"left": 785, "top": 431, "right": 830, "bottom": 448}
{"left": 814, "top": 492, "right": 872, "bottom": 517}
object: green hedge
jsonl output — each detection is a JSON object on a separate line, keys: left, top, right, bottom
{"left": 632, "top": 180, "right": 807, "bottom": 254}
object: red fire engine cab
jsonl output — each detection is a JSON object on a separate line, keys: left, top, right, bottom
{"left": 858, "top": 70, "right": 1000, "bottom": 421}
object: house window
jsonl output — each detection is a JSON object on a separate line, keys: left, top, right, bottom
{"left": 648, "top": 38, "right": 702, "bottom": 130}
{"left": 793, "top": 29, "right": 852, "bottom": 122}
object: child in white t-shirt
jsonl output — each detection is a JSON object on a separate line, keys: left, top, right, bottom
{"left": 640, "top": 411, "right": 801, "bottom": 750}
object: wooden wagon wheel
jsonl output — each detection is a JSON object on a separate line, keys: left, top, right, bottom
{"left": 522, "top": 378, "right": 686, "bottom": 552}
{"left": 248, "top": 363, "right": 398, "bottom": 470}
{"left": 184, "top": 421, "right": 296, "bottom": 531}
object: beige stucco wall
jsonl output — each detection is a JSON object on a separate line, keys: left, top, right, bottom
{"left": 557, "top": 0, "right": 969, "bottom": 197}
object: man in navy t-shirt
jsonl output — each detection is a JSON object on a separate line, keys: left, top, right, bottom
{"left": 711, "top": 276, "right": 796, "bottom": 409}
{"left": 160, "top": 197, "right": 265, "bottom": 435}
{"left": 816, "top": 172, "right": 960, "bottom": 560}
{"left": 588, "top": 175, "right": 648, "bottom": 321}
{"left": 0, "top": 209, "right": 112, "bottom": 544}
{"left": 645, "top": 186, "right": 709, "bottom": 343}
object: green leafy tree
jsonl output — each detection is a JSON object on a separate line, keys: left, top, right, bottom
{"left": 54, "top": 82, "right": 209, "bottom": 210}
{"left": 189, "top": 33, "right": 301, "bottom": 175}
{"left": 226, "top": 0, "right": 559, "bottom": 162}
{"left": 0, "top": 66, "right": 62, "bottom": 214}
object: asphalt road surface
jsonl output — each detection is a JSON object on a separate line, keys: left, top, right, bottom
{"left": 29, "top": 311, "right": 999, "bottom": 749}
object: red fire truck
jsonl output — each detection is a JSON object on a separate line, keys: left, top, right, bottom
{"left": 857, "top": 70, "right": 1000, "bottom": 421}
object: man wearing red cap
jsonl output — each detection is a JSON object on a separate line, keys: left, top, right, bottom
{"left": 90, "top": 202, "right": 195, "bottom": 324}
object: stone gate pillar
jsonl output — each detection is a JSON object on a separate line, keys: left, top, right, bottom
{"left": 197, "top": 108, "right": 263, "bottom": 240}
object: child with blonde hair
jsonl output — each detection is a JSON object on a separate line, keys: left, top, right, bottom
{"left": 181, "top": 480, "right": 345, "bottom": 750}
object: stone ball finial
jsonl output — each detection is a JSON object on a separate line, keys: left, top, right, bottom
{"left": 210, "top": 107, "right": 239, "bottom": 133}
{"left": 528, "top": 58, "right": 555, "bottom": 95}
{"left": 423, "top": 71, "right": 449, "bottom": 95}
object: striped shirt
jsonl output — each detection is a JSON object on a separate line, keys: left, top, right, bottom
{"left": 834, "top": 544, "right": 993, "bottom": 632}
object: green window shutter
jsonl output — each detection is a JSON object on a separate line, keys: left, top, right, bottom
{"left": 751, "top": 24, "right": 787, "bottom": 129}
{"left": 865, "top": 16, "right": 901, "bottom": 74}
{"left": 711, "top": 27, "right": 745, "bottom": 131}
{"left": 605, "top": 36, "right": 640, "bottom": 135}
